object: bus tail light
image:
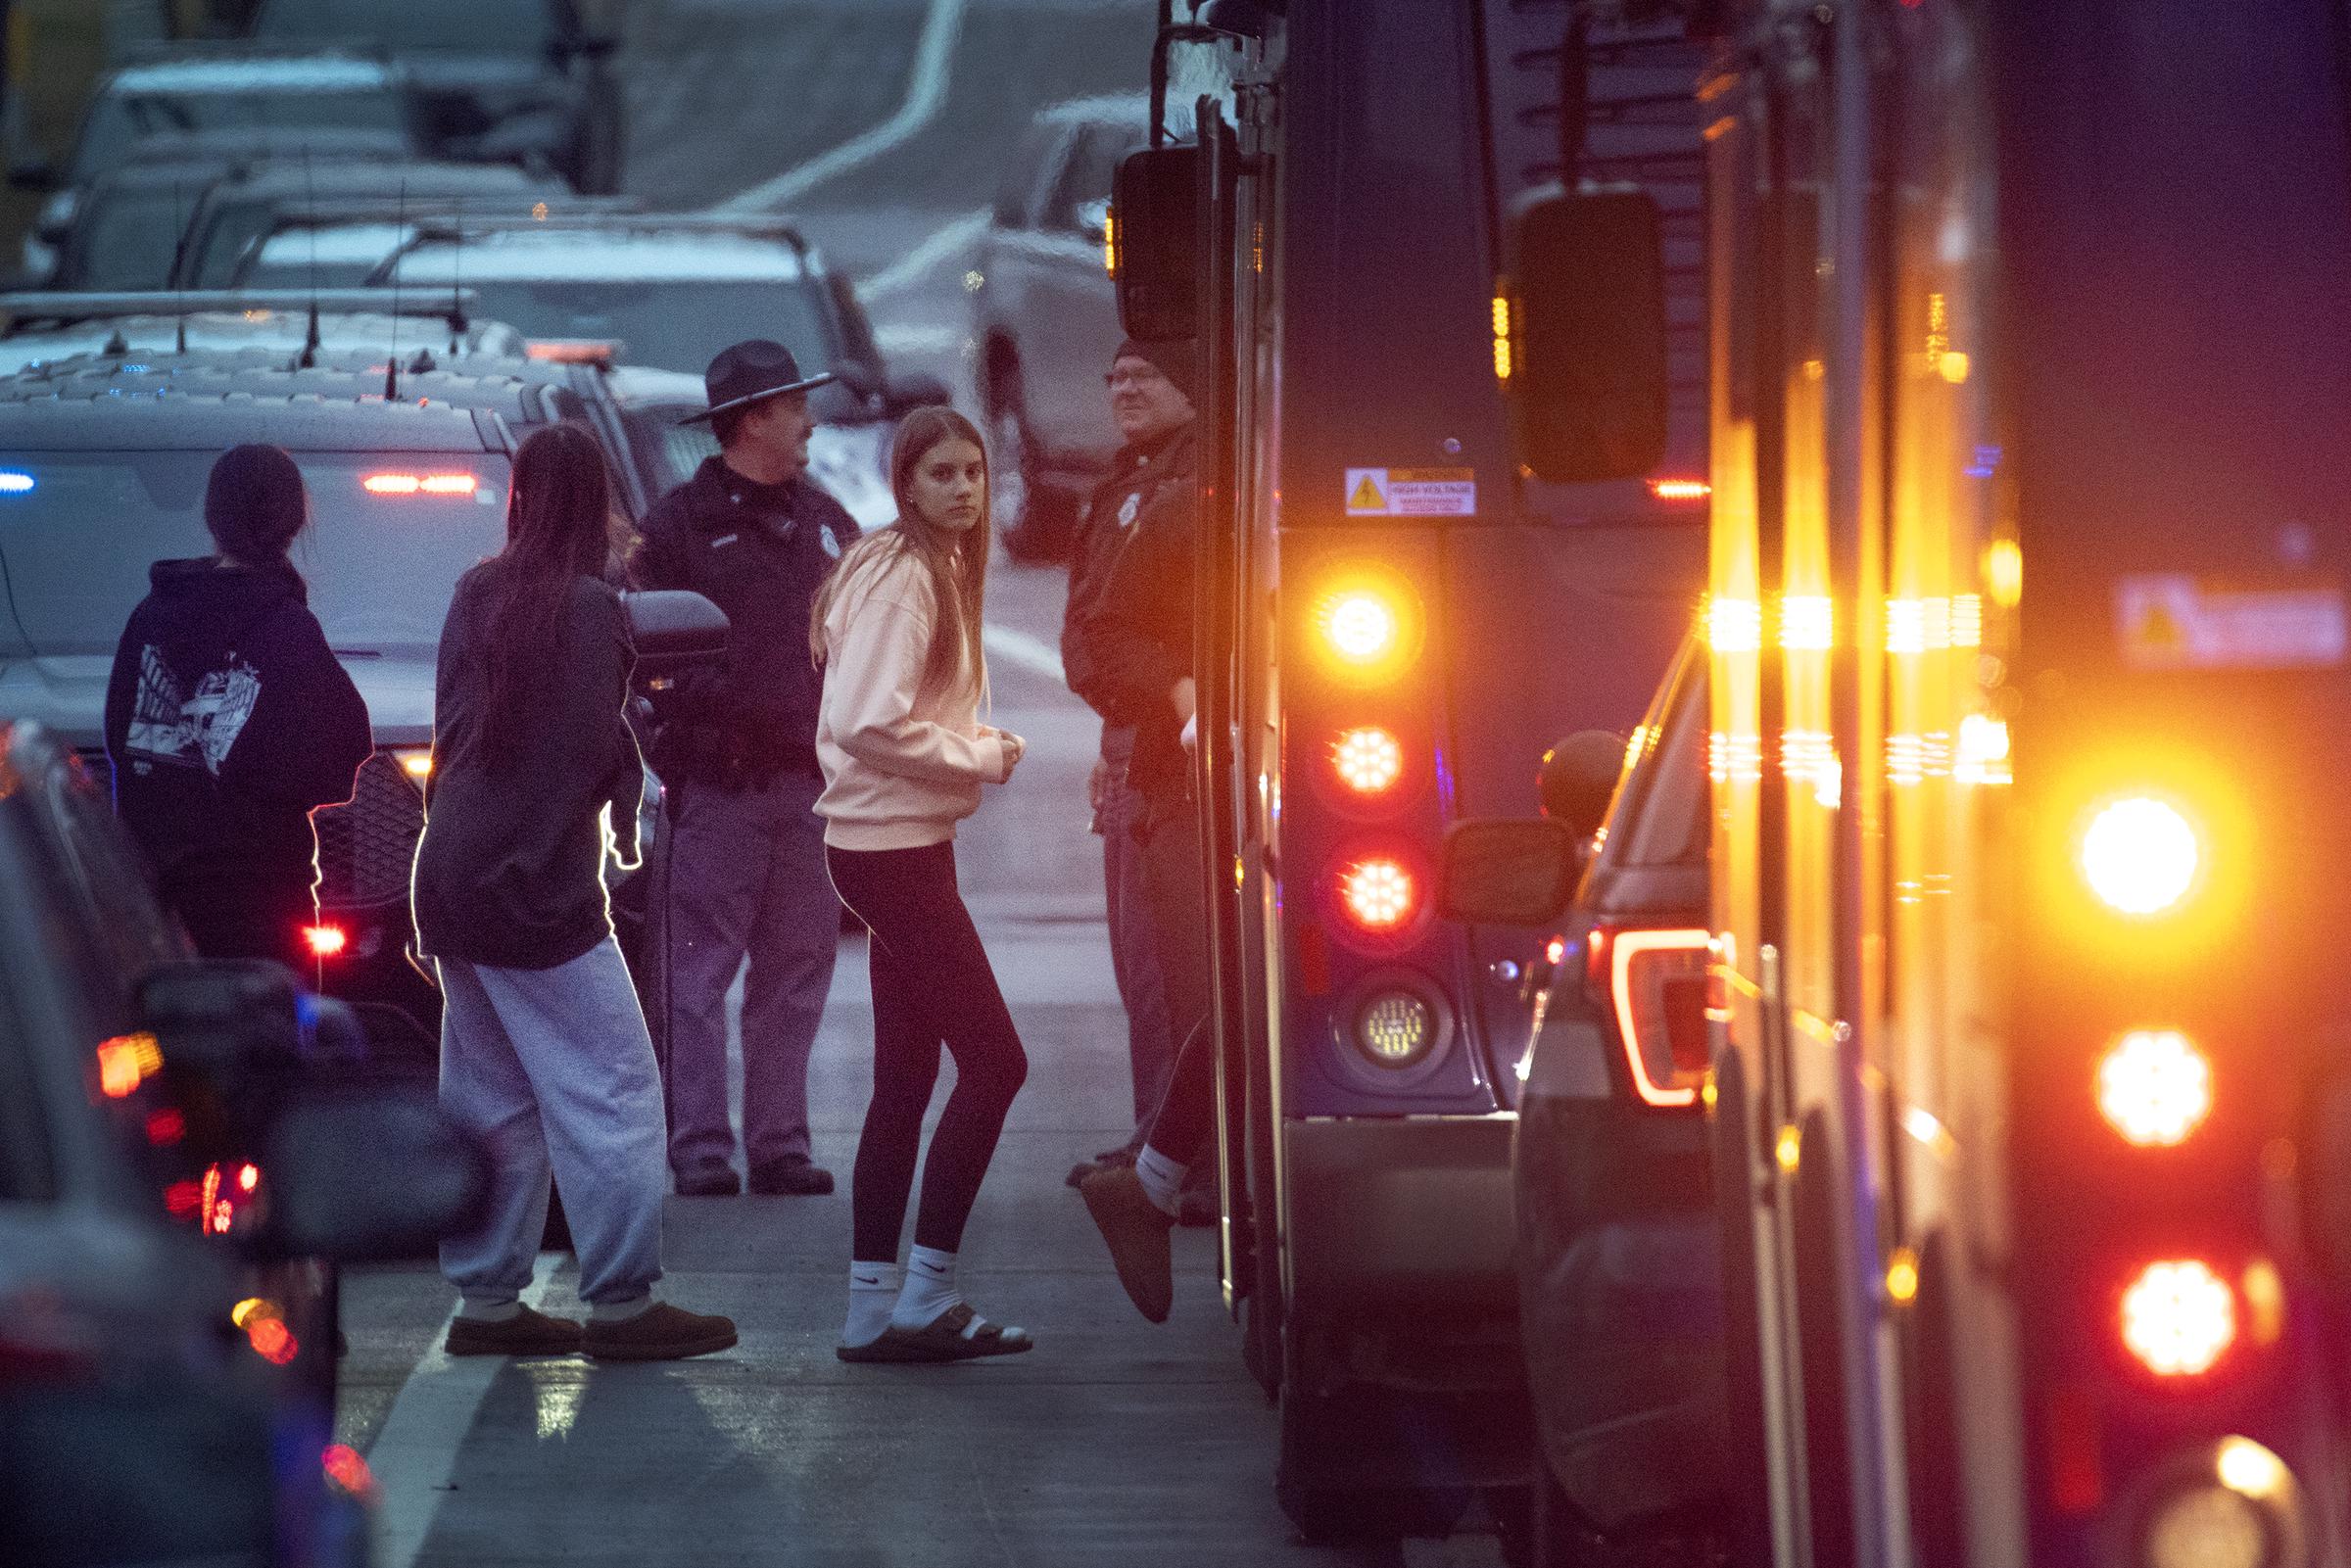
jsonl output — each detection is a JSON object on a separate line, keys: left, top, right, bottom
{"left": 2121, "top": 1259, "right": 2236, "bottom": 1377}
{"left": 1330, "top": 727, "right": 1405, "bottom": 796}
{"left": 2080, "top": 794, "right": 2201, "bottom": 916}
{"left": 1356, "top": 989, "right": 1437, "bottom": 1068}
{"left": 2097, "top": 1029, "right": 2212, "bottom": 1146}
{"left": 1309, "top": 572, "right": 1423, "bottom": 684}
{"left": 1338, "top": 856, "right": 1418, "bottom": 933}
{"left": 1592, "top": 927, "right": 1711, "bottom": 1107}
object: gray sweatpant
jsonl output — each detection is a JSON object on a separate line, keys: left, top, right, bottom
{"left": 663, "top": 770, "right": 839, "bottom": 1174}
{"left": 437, "top": 939, "right": 667, "bottom": 1307}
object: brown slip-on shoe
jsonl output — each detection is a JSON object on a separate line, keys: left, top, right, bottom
{"left": 582, "top": 1302, "right": 738, "bottom": 1361}
{"left": 1080, "top": 1164, "right": 1176, "bottom": 1323}
{"left": 445, "top": 1304, "right": 583, "bottom": 1357}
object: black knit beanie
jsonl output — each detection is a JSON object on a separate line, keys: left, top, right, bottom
{"left": 1113, "top": 337, "right": 1196, "bottom": 404}
{"left": 205, "top": 444, "right": 309, "bottom": 563}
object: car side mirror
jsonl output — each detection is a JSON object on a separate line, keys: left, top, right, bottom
{"left": 1439, "top": 819, "right": 1583, "bottom": 927}
{"left": 1540, "top": 730, "right": 1630, "bottom": 840}
{"left": 1502, "top": 188, "right": 1669, "bottom": 483}
{"left": 1111, "top": 144, "right": 1201, "bottom": 342}
{"left": 883, "top": 371, "right": 951, "bottom": 417}
{"left": 622, "top": 589, "right": 729, "bottom": 676}
{"left": 9, "top": 159, "right": 58, "bottom": 195}
{"left": 258, "top": 1080, "right": 489, "bottom": 1262}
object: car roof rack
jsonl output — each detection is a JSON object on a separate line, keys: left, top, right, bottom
{"left": 0, "top": 289, "right": 482, "bottom": 330}
{"left": 400, "top": 210, "right": 808, "bottom": 246}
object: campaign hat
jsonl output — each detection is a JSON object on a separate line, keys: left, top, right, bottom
{"left": 684, "top": 339, "right": 836, "bottom": 423}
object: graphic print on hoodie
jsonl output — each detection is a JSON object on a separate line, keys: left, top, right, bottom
{"left": 124, "top": 641, "right": 264, "bottom": 776}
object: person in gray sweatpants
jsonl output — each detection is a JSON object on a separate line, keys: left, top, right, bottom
{"left": 639, "top": 341, "right": 861, "bottom": 1198}
{"left": 414, "top": 423, "right": 735, "bottom": 1360}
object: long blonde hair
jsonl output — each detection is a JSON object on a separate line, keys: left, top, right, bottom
{"left": 810, "top": 405, "right": 991, "bottom": 704}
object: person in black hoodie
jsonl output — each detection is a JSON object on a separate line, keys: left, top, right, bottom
{"left": 105, "top": 443, "right": 371, "bottom": 967}
{"left": 413, "top": 422, "right": 737, "bottom": 1362}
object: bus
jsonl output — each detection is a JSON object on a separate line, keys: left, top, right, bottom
{"left": 1696, "top": 1, "right": 2351, "bottom": 1564}
{"left": 1114, "top": 0, "right": 1708, "bottom": 1539}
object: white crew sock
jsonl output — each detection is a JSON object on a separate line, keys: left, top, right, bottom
{"left": 890, "top": 1245, "right": 964, "bottom": 1331}
{"left": 843, "top": 1260, "right": 903, "bottom": 1348}
{"left": 588, "top": 1292, "right": 654, "bottom": 1324}
{"left": 1134, "top": 1145, "right": 1187, "bottom": 1218}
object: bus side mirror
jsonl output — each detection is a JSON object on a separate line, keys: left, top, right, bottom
{"left": 1504, "top": 188, "right": 1669, "bottom": 483}
{"left": 1440, "top": 819, "right": 1584, "bottom": 927}
{"left": 1111, "top": 144, "right": 1201, "bottom": 343}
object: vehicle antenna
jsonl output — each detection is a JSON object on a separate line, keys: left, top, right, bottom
{"left": 301, "top": 144, "right": 321, "bottom": 369}
{"left": 385, "top": 182, "right": 406, "bottom": 402}
{"left": 170, "top": 179, "right": 187, "bottom": 356}
{"left": 449, "top": 195, "right": 464, "bottom": 356}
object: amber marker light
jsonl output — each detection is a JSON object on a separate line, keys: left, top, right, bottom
{"left": 1339, "top": 857, "right": 1417, "bottom": 933}
{"left": 400, "top": 751, "right": 434, "bottom": 780}
{"left": 96, "top": 1032, "right": 163, "bottom": 1099}
{"left": 1331, "top": 727, "right": 1404, "bottom": 795}
{"left": 2097, "top": 1030, "right": 2212, "bottom": 1147}
{"left": 2122, "top": 1259, "right": 2236, "bottom": 1377}
{"left": 2080, "top": 795, "right": 2201, "bottom": 916}
{"left": 1648, "top": 478, "right": 1711, "bottom": 501}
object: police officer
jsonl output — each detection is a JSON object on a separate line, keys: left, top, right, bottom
{"left": 641, "top": 341, "right": 857, "bottom": 1198}
{"left": 1065, "top": 341, "right": 1228, "bottom": 1304}
{"left": 1061, "top": 339, "right": 1191, "bottom": 1188}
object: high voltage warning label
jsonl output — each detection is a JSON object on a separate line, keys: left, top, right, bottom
{"left": 1345, "top": 467, "right": 1476, "bottom": 516}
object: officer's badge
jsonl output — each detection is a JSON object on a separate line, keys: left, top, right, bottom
{"left": 1118, "top": 492, "right": 1142, "bottom": 530}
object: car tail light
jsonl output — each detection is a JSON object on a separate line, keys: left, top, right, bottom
{"left": 323, "top": 1444, "right": 378, "bottom": 1502}
{"left": 1338, "top": 856, "right": 1418, "bottom": 933}
{"left": 2080, "top": 794, "right": 2201, "bottom": 916}
{"left": 2097, "top": 1029, "right": 2212, "bottom": 1147}
{"left": 2121, "top": 1259, "right": 2236, "bottom": 1377}
{"left": 1330, "top": 727, "right": 1405, "bottom": 796}
{"left": 303, "top": 924, "right": 349, "bottom": 959}
{"left": 232, "top": 1298, "right": 298, "bottom": 1366}
{"left": 1593, "top": 927, "right": 1712, "bottom": 1107}
{"left": 362, "top": 472, "right": 479, "bottom": 497}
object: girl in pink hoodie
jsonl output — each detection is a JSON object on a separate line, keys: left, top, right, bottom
{"left": 811, "top": 406, "right": 1033, "bottom": 1362}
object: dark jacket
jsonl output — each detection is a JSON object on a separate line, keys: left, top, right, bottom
{"left": 638, "top": 455, "right": 859, "bottom": 787}
{"left": 104, "top": 556, "right": 371, "bottom": 959}
{"left": 411, "top": 569, "right": 643, "bottom": 971}
{"left": 1062, "top": 425, "right": 1197, "bottom": 801}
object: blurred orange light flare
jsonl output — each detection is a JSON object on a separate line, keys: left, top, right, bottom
{"left": 1648, "top": 478, "right": 1711, "bottom": 501}
{"left": 2121, "top": 1259, "right": 2236, "bottom": 1376}
{"left": 96, "top": 1032, "right": 162, "bottom": 1099}
{"left": 1331, "top": 728, "right": 1404, "bottom": 794}
{"left": 1340, "top": 858, "right": 1416, "bottom": 931}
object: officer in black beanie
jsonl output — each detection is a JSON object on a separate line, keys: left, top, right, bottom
{"left": 104, "top": 444, "right": 372, "bottom": 965}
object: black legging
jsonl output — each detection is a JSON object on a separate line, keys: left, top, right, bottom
{"left": 828, "top": 840, "right": 1029, "bottom": 1258}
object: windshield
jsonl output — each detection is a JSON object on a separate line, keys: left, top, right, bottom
{"left": 74, "top": 87, "right": 409, "bottom": 182}
{"left": 0, "top": 451, "right": 508, "bottom": 658}
{"left": 64, "top": 187, "right": 189, "bottom": 289}
{"left": 252, "top": 0, "right": 559, "bottom": 53}
{"left": 393, "top": 276, "right": 837, "bottom": 378}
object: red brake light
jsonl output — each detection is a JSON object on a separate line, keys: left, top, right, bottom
{"left": 303, "top": 924, "right": 348, "bottom": 959}
{"left": 1604, "top": 927, "right": 1713, "bottom": 1107}
{"left": 2121, "top": 1259, "right": 2237, "bottom": 1377}
{"left": 1330, "top": 727, "right": 1405, "bottom": 795}
{"left": 363, "top": 473, "right": 478, "bottom": 497}
{"left": 1338, "top": 856, "right": 1418, "bottom": 932}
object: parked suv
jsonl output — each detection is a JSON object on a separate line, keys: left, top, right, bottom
{"left": 244, "top": 0, "right": 626, "bottom": 193}
{"left": 1440, "top": 634, "right": 1730, "bottom": 1568}
{"left": 970, "top": 94, "right": 1146, "bottom": 562}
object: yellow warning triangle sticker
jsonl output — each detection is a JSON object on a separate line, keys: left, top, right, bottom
{"left": 2133, "top": 601, "right": 2187, "bottom": 651}
{"left": 1349, "top": 474, "right": 1386, "bottom": 511}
